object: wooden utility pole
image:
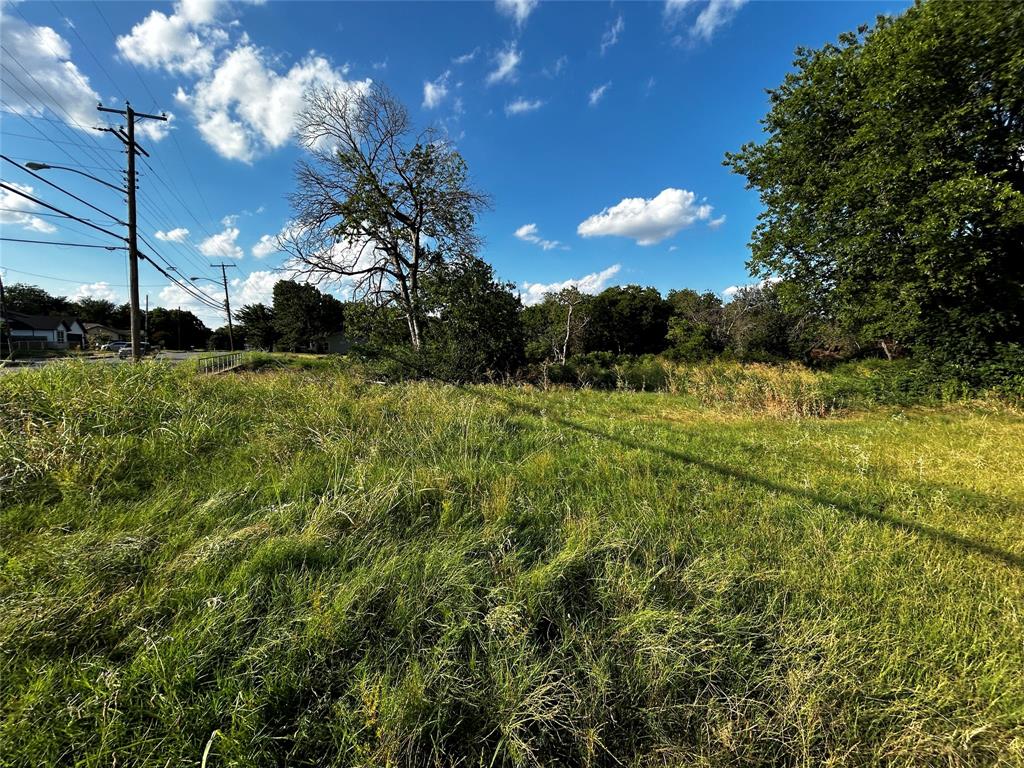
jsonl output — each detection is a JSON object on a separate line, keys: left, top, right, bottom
{"left": 0, "top": 271, "right": 11, "bottom": 359}
{"left": 210, "top": 263, "right": 238, "bottom": 351}
{"left": 98, "top": 102, "right": 166, "bottom": 362}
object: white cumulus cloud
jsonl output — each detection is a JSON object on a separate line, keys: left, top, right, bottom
{"left": 520, "top": 264, "right": 622, "bottom": 306}
{"left": 423, "top": 71, "right": 450, "bottom": 109}
{"left": 155, "top": 227, "right": 190, "bottom": 242}
{"left": 0, "top": 8, "right": 100, "bottom": 130}
{"left": 505, "top": 97, "right": 543, "bottom": 116}
{"left": 115, "top": 1, "right": 227, "bottom": 77}
{"left": 486, "top": 43, "right": 521, "bottom": 86}
{"left": 177, "top": 45, "right": 369, "bottom": 162}
{"left": 514, "top": 223, "right": 566, "bottom": 251}
{"left": 495, "top": 0, "right": 538, "bottom": 28}
{"left": 72, "top": 281, "right": 118, "bottom": 302}
{"left": 577, "top": 188, "right": 714, "bottom": 246}
{"left": 708, "top": 214, "right": 726, "bottom": 229}
{"left": 198, "top": 222, "right": 244, "bottom": 259}
{"left": 252, "top": 233, "right": 278, "bottom": 259}
{"left": 0, "top": 183, "right": 57, "bottom": 233}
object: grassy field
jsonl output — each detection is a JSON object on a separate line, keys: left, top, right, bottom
{"left": 1, "top": 359, "right": 1022, "bottom": 766}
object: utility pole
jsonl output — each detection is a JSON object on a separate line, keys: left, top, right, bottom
{"left": 145, "top": 294, "right": 149, "bottom": 344}
{"left": 98, "top": 102, "right": 167, "bottom": 362}
{"left": 177, "top": 305, "right": 181, "bottom": 350}
{"left": 210, "top": 263, "right": 238, "bottom": 351}
{"left": 0, "top": 271, "right": 11, "bottom": 359}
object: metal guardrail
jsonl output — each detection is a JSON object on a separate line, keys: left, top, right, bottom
{"left": 197, "top": 351, "right": 245, "bottom": 374}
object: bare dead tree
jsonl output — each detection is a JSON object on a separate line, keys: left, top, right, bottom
{"left": 551, "top": 287, "right": 590, "bottom": 363}
{"left": 282, "top": 83, "right": 489, "bottom": 349}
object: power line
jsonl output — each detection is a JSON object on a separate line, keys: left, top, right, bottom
{"left": 52, "top": 1, "right": 123, "bottom": 103}
{"left": 1, "top": 154, "right": 126, "bottom": 225}
{"left": 88, "top": 0, "right": 220, "bottom": 238}
{"left": 0, "top": 206, "right": 107, "bottom": 225}
{"left": 0, "top": 56, "right": 123, "bottom": 183}
{"left": 0, "top": 266, "right": 164, "bottom": 287}
{"left": 91, "top": 2, "right": 162, "bottom": 115}
{"left": 0, "top": 182, "right": 126, "bottom": 242}
{"left": 0, "top": 237, "right": 126, "bottom": 250}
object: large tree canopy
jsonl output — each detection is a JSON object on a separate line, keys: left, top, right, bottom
{"left": 283, "top": 84, "right": 488, "bottom": 350}
{"left": 726, "top": 0, "right": 1024, "bottom": 365}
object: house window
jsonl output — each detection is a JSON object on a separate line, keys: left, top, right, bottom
{"left": 57, "top": 330, "right": 65, "bottom": 344}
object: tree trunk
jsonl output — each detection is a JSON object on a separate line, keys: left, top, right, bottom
{"left": 561, "top": 304, "right": 573, "bottom": 363}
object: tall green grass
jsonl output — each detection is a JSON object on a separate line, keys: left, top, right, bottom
{"left": 1, "top": 360, "right": 1022, "bottom": 766}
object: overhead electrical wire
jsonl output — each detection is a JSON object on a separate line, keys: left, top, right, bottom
{"left": 0, "top": 154, "right": 126, "bottom": 225}
{"left": 0, "top": 266, "right": 166, "bottom": 287}
{"left": 0, "top": 182, "right": 126, "bottom": 242}
{"left": 0, "top": 237, "right": 126, "bottom": 250}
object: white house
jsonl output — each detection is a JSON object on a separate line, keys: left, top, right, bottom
{"left": 6, "top": 312, "right": 86, "bottom": 350}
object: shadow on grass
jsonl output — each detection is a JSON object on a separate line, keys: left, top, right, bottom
{"left": 463, "top": 385, "right": 1024, "bottom": 570}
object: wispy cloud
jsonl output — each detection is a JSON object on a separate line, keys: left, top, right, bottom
{"left": 505, "top": 97, "right": 543, "bottom": 116}
{"left": 515, "top": 223, "right": 567, "bottom": 250}
{"left": 453, "top": 47, "right": 479, "bottom": 65}
{"left": 589, "top": 82, "right": 611, "bottom": 107}
{"left": 665, "top": 0, "right": 748, "bottom": 42}
{"left": 487, "top": 42, "right": 521, "bottom": 85}
{"left": 495, "top": 0, "right": 538, "bottom": 28}
{"left": 601, "top": 14, "right": 624, "bottom": 55}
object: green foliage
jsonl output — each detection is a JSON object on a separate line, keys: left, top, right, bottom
{"left": 1, "top": 362, "right": 1022, "bottom": 765}
{"left": 4, "top": 283, "right": 71, "bottom": 315}
{"left": 726, "top": 0, "right": 1024, "bottom": 365}
{"left": 664, "top": 289, "right": 725, "bottom": 361}
{"left": 272, "top": 280, "right": 344, "bottom": 353}
{"left": 146, "top": 307, "right": 210, "bottom": 350}
{"left": 584, "top": 285, "right": 670, "bottom": 356}
{"left": 235, "top": 303, "right": 278, "bottom": 351}
{"left": 420, "top": 257, "right": 525, "bottom": 381}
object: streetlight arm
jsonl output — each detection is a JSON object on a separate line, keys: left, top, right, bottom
{"left": 24, "top": 162, "right": 125, "bottom": 194}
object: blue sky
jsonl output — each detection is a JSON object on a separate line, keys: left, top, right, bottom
{"left": 0, "top": 0, "right": 906, "bottom": 326}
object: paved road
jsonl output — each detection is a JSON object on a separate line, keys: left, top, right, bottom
{"left": 1, "top": 350, "right": 210, "bottom": 373}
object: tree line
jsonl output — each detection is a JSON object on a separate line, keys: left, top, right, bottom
{"left": 7, "top": 1, "right": 1019, "bottom": 384}
{"left": 268, "top": 0, "right": 1019, "bottom": 383}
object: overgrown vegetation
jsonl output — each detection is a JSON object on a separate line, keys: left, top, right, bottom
{"left": 2, "top": 360, "right": 1022, "bottom": 765}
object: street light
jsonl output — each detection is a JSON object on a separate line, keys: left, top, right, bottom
{"left": 21, "top": 157, "right": 147, "bottom": 362}
{"left": 23, "top": 162, "right": 125, "bottom": 194}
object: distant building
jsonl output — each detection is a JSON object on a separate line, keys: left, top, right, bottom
{"left": 7, "top": 312, "right": 86, "bottom": 350}
{"left": 84, "top": 323, "right": 131, "bottom": 347}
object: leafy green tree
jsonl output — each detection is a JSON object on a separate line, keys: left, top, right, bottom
{"left": 721, "top": 282, "right": 792, "bottom": 361}
{"left": 726, "top": 0, "right": 1024, "bottom": 366}
{"left": 284, "top": 84, "right": 489, "bottom": 350}
{"left": 421, "top": 257, "right": 524, "bottom": 381}
{"left": 665, "top": 289, "right": 725, "bottom": 361}
{"left": 272, "top": 280, "right": 344, "bottom": 352}
{"left": 4, "top": 283, "right": 71, "bottom": 316}
{"left": 69, "top": 297, "right": 118, "bottom": 325}
{"left": 584, "top": 285, "right": 670, "bottom": 356}
{"left": 521, "top": 288, "right": 593, "bottom": 364}
{"left": 147, "top": 308, "right": 210, "bottom": 350}
{"left": 207, "top": 325, "right": 244, "bottom": 351}
{"left": 235, "top": 304, "right": 278, "bottom": 351}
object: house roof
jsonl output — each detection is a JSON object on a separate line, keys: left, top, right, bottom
{"left": 84, "top": 322, "right": 129, "bottom": 334}
{"left": 6, "top": 311, "right": 69, "bottom": 331}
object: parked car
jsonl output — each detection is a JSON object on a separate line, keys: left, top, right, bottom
{"left": 117, "top": 343, "right": 151, "bottom": 359}
{"left": 101, "top": 341, "right": 131, "bottom": 352}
